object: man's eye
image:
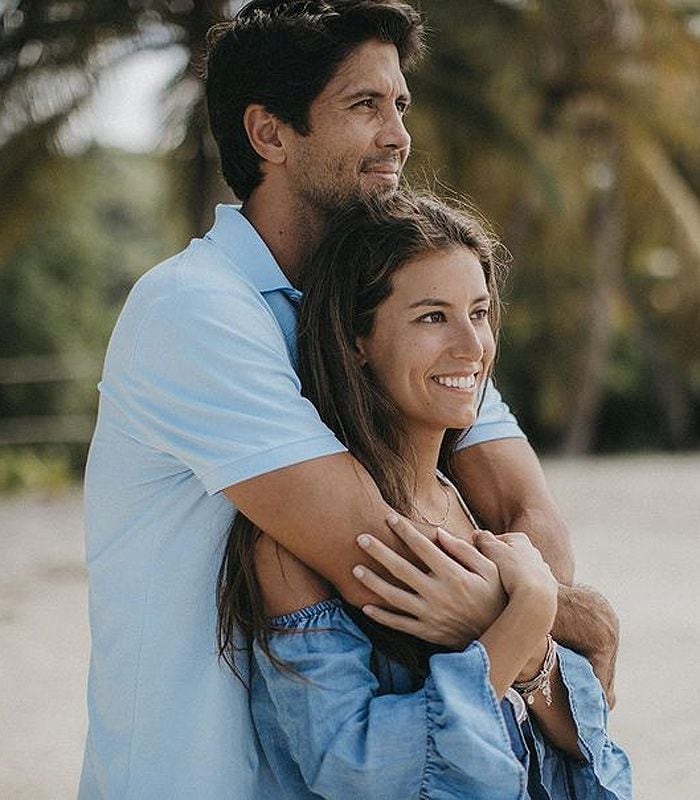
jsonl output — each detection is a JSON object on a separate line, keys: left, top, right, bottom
{"left": 355, "top": 98, "right": 375, "bottom": 109}
{"left": 419, "top": 311, "right": 446, "bottom": 324}
{"left": 396, "top": 100, "right": 410, "bottom": 116}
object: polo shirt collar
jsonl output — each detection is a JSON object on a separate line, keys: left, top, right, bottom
{"left": 205, "top": 204, "right": 301, "bottom": 299}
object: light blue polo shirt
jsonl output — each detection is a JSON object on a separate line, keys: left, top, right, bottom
{"left": 80, "top": 205, "right": 524, "bottom": 799}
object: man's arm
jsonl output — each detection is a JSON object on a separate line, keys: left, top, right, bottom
{"left": 451, "top": 438, "right": 574, "bottom": 583}
{"left": 226, "top": 452, "right": 400, "bottom": 609}
{"left": 452, "top": 438, "right": 619, "bottom": 706}
{"left": 554, "top": 583, "right": 620, "bottom": 710}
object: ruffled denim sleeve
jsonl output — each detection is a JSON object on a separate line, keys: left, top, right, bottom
{"left": 526, "top": 645, "right": 633, "bottom": 799}
{"left": 251, "top": 599, "right": 528, "bottom": 800}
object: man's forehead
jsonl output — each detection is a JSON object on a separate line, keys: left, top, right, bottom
{"left": 327, "top": 41, "right": 409, "bottom": 98}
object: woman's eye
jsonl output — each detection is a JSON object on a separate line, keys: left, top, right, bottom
{"left": 471, "top": 308, "right": 489, "bottom": 321}
{"left": 419, "top": 311, "right": 446, "bottom": 324}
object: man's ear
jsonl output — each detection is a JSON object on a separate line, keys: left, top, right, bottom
{"left": 243, "top": 104, "right": 286, "bottom": 165}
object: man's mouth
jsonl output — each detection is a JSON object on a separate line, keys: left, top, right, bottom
{"left": 361, "top": 158, "right": 401, "bottom": 176}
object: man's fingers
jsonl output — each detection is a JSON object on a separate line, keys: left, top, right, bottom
{"left": 590, "top": 651, "right": 618, "bottom": 710}
{"left": 352, "top": 563, "right": 424, "bottom": 616}
{"left": 384, "top": 512, "right": 458, "bottom": 574}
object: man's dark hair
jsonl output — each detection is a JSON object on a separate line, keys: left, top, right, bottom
{"left": 205, "top": 0, "right": 425, "bottom": 200}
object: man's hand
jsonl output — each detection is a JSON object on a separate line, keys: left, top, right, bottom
{"left": 554, "top": 583, "right": 620, "bottom": 708}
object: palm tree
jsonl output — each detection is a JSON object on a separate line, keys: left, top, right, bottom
{"left": 2, "top": 0, "right": 699, "bottom": 451}
{"left": 412, "top": 0, "right": 700, "bottom": 451}
{"left": 0, "top": 0, "right": 239, "bottom": 255}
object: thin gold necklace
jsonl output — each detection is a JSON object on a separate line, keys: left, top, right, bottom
{"left": 412, "top": 479, "right": 451, "bottom": 527}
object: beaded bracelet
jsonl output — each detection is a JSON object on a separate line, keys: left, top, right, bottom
{"left": 512, "top": 634, "right": 557, "bottom": 707}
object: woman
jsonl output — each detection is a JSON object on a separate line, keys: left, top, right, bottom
{"left": 217, "top": 192, "right": 631, "bottom": 799}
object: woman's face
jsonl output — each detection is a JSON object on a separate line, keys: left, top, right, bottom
{"left": 357, "top": 246, "right": 496, "bottom": 437}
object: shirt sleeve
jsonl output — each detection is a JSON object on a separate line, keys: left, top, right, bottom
{"left": 104, "top": 282, "right": 345, "bottom": 495}
{"left": 526, "top": 646, "right": 633, "bottom": 799}
{"left": 251, "top": 600, "right": 529, "bottom": 800}
{"left": 455, "top": 378, "right": 526, "bottom": 450}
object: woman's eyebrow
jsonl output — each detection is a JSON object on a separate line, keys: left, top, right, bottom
{"left": 408, "top": 294, "right": 490, "bottom": 309}
{"left": 408, "top": 298, "right": 450, "bottom": 309}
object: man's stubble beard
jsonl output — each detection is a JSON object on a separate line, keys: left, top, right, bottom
{"left": 304, "top": 180, "right": 399, "bottom": 220}
{"left": 295, "top": 150, "right": 401, "bottom": 219}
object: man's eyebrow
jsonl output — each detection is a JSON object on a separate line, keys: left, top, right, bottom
{"left": 341, "top": 88, "right": 412, "bottom": 104}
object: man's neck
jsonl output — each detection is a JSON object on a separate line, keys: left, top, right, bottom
{"left": 241, "top": 186, "right": 325, "bottom": 288}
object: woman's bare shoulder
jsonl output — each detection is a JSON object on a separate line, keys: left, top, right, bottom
{"left": 254, "top": 533, "right": 334, "bottom": 617}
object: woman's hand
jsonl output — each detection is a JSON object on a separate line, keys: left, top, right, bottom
{"left": 473, "top": 530, "right": 558, "bottom": 631}
{"left": 351, "top": 513, "right": 507, "bottom": 650}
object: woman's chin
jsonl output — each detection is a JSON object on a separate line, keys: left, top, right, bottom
{"left": 441, "top": 410, "right": 478, "bottom": 431}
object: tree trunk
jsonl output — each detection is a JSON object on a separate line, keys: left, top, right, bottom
{"left": 561, "top": 151, "right": 624, "bottom": 454}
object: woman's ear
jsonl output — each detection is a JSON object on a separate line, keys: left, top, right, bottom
{"left": 354, "top": 337, "right": 368, "bottom": 367}
{"left": 242, "top": 104, "right": 286, "bottom": 164}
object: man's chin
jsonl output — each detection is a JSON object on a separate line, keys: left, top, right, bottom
{"left": 359, "top": 173, "right": 401, "bottom": 197}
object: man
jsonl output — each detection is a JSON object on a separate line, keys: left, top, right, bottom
{"left": 80, "top": 1, "right": 618, "bottom": 797}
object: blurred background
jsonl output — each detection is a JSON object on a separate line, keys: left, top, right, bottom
{"left": 1, "top": 0, "right": 699, "bottom": 798}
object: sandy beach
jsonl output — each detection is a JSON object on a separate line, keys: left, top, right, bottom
{"left": 1, "top": 453, "right": 699, "bottom": 799}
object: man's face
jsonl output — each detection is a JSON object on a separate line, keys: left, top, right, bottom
{"left": 285, "top": 39, "right": 412, "bottom": 212}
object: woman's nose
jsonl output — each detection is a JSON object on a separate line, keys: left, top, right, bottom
{"left": 449, "top": 322, "right": 484, "bottom": 360}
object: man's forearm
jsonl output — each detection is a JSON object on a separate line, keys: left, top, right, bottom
{"left": 226, "top": 452, "right": 434, "bottom": 609}
{"left": 452, "top": 439, "right": 619, "bottom": 704}
{"left": 505, "top": 505, "right": 575, "bottom": 585}
{"left": 553, "top": 583, "right": 620, "bottom": 708}
{"left": 452, "top": 439, "right": 575, "bottom": 583}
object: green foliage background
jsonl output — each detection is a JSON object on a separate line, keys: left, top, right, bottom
{"left": 1, "top": 0, "right": 699, "bottom": 487}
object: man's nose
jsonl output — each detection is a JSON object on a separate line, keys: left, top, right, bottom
{"left": 376, "top": 106, "right": 411, "bottom": 154}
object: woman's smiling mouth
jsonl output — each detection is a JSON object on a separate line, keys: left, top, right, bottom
{"left": 432, "top": 373, "right": 479, "bottom": 391}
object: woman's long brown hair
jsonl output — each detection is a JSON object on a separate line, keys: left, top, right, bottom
{"left": 217, "top": 191, "right": 506, "bottom": 685}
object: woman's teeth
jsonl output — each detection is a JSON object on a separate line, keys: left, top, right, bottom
{"left": 433, "top": 375, "right": 476, "bottom": 390}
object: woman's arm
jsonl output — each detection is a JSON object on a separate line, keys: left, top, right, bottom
{"left": 472, "top": 530, "right": 581, "bottom": 758}
{"left": 252, "top": 600, "right": 528, "bottom": 800}
{"left": 251, "top": 525, "right": 630, "bottom": 799}
{"left": 353, "top": 519, "right": 556, "bottom": 700}
{"left": 254, "top": 531, "right": 334, "bottom": 615}
{"left": 356, "top": 519, "right": 630, "bottom": 789}
{"left": 251, "top": 532, "right": 527, "bottom": 799}
{"left": 356, "top": 522, "right": 582, "bottom": 756}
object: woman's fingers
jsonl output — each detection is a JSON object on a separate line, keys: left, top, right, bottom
{"left": 475, "top": 530, "right": 540, "bottom": 562}
{"left": 436, "top": 528, "right": 498, "bottom": 580}
{"left": 360, "top": 604, "right": 425, "bottom": 638}
{"left": 352, "top": 563, "right": 425, "bottom": 616}
{"left": 384, "top": 512, "right": 459, "bottom": 575}
{"left": 356, "top": 532, "right": 430, "bottom": 594}
{"left": 473, "top": 529, "right": 507, "bottom": 555}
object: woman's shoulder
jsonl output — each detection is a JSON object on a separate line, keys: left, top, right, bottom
{"left": 255, "top": 533, "right": 334, "bottom": 617}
